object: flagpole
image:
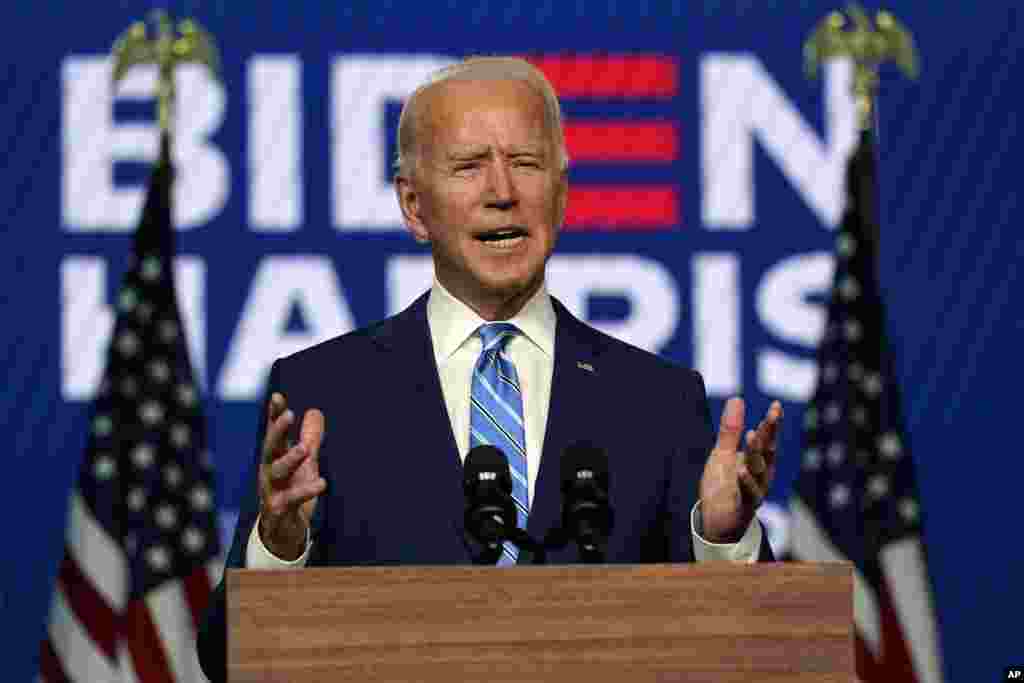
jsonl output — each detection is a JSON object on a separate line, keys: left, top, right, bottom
{"left": 792, "top": 7, "right": 943, "bottom": 682}
{"left": 38, "top": 15, "right": 225, "bottom": 683}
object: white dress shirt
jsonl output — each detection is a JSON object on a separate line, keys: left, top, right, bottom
{"left": 247, "top": 280, "right": 762, "bottom": 567}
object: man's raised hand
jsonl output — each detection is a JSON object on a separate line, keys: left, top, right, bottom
{"left": 257, "top": 393, "right": 327, "bottom": 560}
{"left": 698, "top": 397, "right": 782, "bottom": 543}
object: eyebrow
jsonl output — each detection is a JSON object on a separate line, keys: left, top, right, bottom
{"left": 445, "top": 146, "right": 547, "bottom": 161}
{"left": 447, "top": 148, "right": 490, "bottom": 161}
{"left": 507, "top": 148, "right": 546, "bottom": 158}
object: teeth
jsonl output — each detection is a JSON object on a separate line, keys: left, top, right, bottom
{"left": 478, "top": 228, "right": 526, "bottom": 241}
{"left": 482, "top": 235, "right": 525, "bottom": 249}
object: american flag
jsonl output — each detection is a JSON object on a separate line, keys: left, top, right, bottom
{"left": 40, "top": 134, "right": 220, "bottom": 682}
{"left": 788, "top": 129, "right": 945, "bottom": 682}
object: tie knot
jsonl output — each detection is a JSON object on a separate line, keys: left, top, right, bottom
{"left": 477, "top": 322, "right": 519, "bottom": 354}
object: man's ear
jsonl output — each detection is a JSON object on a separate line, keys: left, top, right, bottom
{"left": 553, "top": 168, "right": 569, "bottom": 231}
{"left": 395, "top": 173, "right": 430, "bottom": 244}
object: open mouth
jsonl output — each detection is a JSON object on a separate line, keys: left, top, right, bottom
{"left": 474, "top": 226, "right": 529, "bottom": 249}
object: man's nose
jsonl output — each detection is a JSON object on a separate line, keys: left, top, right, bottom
{"left": 484, "top": 159, "right": 517, "bottom": 209}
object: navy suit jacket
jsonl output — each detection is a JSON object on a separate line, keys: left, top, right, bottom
{"left": 197, "top": 292, "right": 773, "bottom": 681}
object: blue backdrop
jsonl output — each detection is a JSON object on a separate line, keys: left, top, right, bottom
{"left": 4, "top": 2, "right": 1021, "bottom": 680}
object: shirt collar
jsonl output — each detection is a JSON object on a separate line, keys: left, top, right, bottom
{"left": 427, "top": 278, "right": 556, "bottom": 364}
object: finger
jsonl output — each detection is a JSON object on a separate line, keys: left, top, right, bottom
{"left": 737, "top": 464, "right": 767, "bottom": 503}
{"left": 743, "top": 430, "right": 764, "bottom": 474}
{"left": 267, "top": 477, "right": 327, "bottom": 513}
{"left": 267, "top": 443, "right": 309, "bottom": 484}
{"left": 744, "top": 445, "right": 767, "bottom": 478}
{"left": 749, "top": 419, "right": 765, "bottom": 456}
{"left": 759, "top": 401, "right": 783, "bottom": 447}
{"left": 299, "top": 409, "right": 327, "bottom": 459}
{"left": 267, "top": 392, "right": 287, "bottom": 422}
{"left": 753, "top": 401, "right": 783, "bottom": 466}
{"left": 262, "top": 408, "right": 295, "bottom": 464}
{"left": 714, "top": 397, "right": 745, "bottom": 453}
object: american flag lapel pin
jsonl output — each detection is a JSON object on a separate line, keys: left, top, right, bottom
{"left": 576, "top": 361, "right": 595, "bottom": 374}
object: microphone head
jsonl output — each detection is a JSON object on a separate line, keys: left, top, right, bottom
{"left": 560, "top": 441, "right": 609, "bottom": 494}
{"left": 464, "top": 444, "right": 512, "bottom": 496}
{"left": 560, "top": 441, "right": 612, "bottom": 550}
{"left": 463, "top": 445, "right": 515, "bottom": 549}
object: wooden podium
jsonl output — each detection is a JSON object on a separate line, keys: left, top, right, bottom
{"left": 227, "top": 562, "right": 853, "bottom": 682}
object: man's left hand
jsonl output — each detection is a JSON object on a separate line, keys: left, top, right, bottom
{"left": 698, "top": 397, "right": 782, "bottom": 543}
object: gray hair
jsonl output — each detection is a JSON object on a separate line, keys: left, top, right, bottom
{"left": 393, "top": 56, "right": 569, "bottom": 178}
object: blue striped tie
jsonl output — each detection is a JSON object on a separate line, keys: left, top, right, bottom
{"left": 470, "top": 323, "right": 528, "bottom": 565}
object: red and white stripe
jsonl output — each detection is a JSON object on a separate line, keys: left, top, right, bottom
{"left": 41, "top": 493, "right": 219, "bottom": 683}
{"left": 790, "top": 498, "right": 944, "bottom": 683}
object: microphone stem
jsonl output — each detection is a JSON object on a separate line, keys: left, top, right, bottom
{"left": 507, "top": 527, "right": 547, "bottom": 565}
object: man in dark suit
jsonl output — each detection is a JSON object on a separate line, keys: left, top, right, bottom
{"left": 197, "top": 56, "right": 782, "bottom": 682}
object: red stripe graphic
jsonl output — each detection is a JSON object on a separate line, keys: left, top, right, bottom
{"left": 564, "top": 122, "right": 678, "bottom": 162}
{"left": 527, "top": 55, "right": 678, "bottom": 98}
{"left": 564, "top": 186, "right": 679, "bottom": 230}
{"left": 58, "top": 552, "right": 118, "bottom": 661}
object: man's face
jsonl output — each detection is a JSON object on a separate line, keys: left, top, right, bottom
{"left": 397, "top": 78, "right": 567, "bottom": 318}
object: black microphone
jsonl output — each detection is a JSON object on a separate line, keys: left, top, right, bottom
{"left": 463, "top": 445, "right": 517, "bottom": 561}
{"left": 463, "top": 445, "right": 548, "bottom": 565}
{"left": 560, "top": 441, "right": 613, "bottom": 563}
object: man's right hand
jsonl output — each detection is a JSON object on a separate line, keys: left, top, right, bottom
{"left": 257, "top": 392, "right": 327, "bottom": 561}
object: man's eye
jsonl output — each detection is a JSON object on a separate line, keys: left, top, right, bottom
{"left": 515, "top": 159, "right": 541, "bottom": 168}
{"left": 454, "top": 163, "right": 479, "bottom": 172}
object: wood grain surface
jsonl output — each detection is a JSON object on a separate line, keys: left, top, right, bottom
{"left": 228, "top": 562, "right": 853, "bottom": 682}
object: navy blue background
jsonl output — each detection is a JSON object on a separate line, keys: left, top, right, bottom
{"left": 3, "top": 2, "right": 1021, "bottom": 680}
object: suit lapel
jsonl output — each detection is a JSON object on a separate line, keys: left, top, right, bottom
{"left": 368, "top": 293, "right": 470, "bottom": 560}
{"left": 526, "top": 298, "right": 606, "bottom": 553}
